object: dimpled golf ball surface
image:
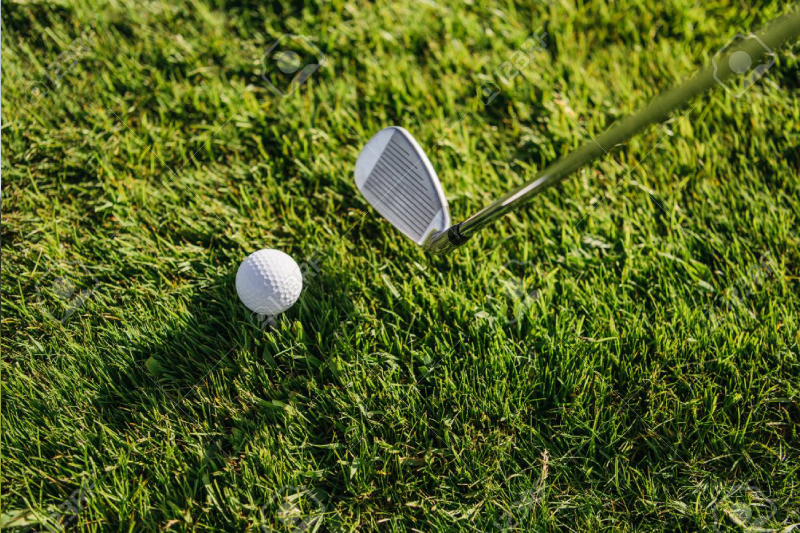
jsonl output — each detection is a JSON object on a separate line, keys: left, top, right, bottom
{"left": 236, "top": 249, "right": 302, "bottom": 315}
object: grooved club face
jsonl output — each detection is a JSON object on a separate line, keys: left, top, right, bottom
{"left": 355, "top": 127, "right": 449, "bottom": 245}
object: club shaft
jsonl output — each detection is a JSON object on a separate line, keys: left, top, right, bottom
{"left": 427, "top": 9, "right": 800, "bottom": 254}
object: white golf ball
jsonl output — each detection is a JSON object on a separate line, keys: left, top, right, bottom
{"left": 236, "top": 249, "right": 303, "bottom": 315}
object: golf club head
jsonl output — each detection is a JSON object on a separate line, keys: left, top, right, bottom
{"left": 355, "top": 127, "right": 450, "bottom": 246}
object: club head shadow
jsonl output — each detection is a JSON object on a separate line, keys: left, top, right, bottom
{"left": 355, "top": 127, "right": 450, "bottom": 246}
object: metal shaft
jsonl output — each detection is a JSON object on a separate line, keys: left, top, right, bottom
{"left": 426, "top": 9, "right": 800, "bottom": 254}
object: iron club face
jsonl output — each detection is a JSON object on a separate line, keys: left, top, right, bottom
{"left": 355, "top": 127, "right": 450, "bottom": 246}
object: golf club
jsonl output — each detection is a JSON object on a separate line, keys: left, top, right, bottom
{"left": 355, "top": 9, "right": 800, "bottom": 254}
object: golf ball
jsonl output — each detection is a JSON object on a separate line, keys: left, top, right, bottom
{"left": 236, "top": 249, "right": 303, "bottom": 315}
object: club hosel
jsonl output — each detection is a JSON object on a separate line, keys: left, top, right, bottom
{"left": 423, "top": 223, "right": 471, "bottom": 254}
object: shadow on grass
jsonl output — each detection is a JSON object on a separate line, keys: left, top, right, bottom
{"left": 95, "top": 253, "right": 360, "bottom": 453}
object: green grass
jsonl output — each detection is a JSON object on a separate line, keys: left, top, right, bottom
{"left": 2, "top": 0, "right": 799, "bottom": 530}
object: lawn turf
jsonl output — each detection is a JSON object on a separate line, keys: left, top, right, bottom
{"left": 2, "top": 0, "right": 799, "bottom": 531}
